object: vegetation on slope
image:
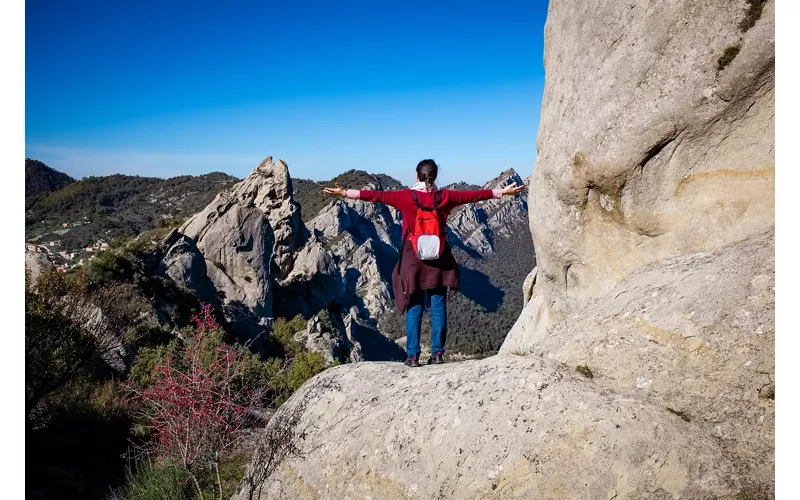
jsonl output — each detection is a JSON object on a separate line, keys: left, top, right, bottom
{"left": 25, "top": 163, "right": 238, "bottom": 249}
{"left": 26, "top": 158, "right": 76, "bottom": 199}
{"left": 26, "top": 234, "right": 333, "bottom": 499}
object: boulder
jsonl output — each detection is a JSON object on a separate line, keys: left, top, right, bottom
{"left": 293, "top": 314, "right": 351, "bottom": 365}
{"left": 236, "top": 356, "right": 767, "bottom": 499}
{"left": 160, "top": 234, "right": 218, "bottom": 305}
{"left": 25, "top": 251, "right": 54, "bottom": 285}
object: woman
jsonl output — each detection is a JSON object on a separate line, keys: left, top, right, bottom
{"left": 323, "top": 159, "right": 524, "bottom": 367}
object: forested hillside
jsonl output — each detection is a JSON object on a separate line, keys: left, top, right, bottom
{"left": 25, "top": 164, "right": 239, "bottom": 250}
{"left": 25, "top": 158, "right": 75, "bottom": 199}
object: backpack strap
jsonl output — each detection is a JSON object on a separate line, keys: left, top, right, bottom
{"left": 411, "top": 189, "right": 442, "bottom": 212}
{"left": 410, "top": 190, "right": 424, "bottom": 210}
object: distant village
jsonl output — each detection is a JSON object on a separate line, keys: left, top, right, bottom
{"left": 25, "top": 216, "right": 110, "bottom": 272}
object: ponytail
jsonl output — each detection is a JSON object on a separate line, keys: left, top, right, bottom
{"left": 416, "top": 159, "right": 439, "bottom": 191}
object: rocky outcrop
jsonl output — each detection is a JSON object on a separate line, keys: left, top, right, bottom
{"left": 170, "top": 157, "right": 304, "bottom": 332}
{"left": 503, "top": 228, "right": 775, "bottom": 480}
{"left": 294, "top": 316, "right": 351, "bottom": 364}
{"left": 237, "top": 355, "right": 767, "bottom": 500}
{"left": 515, "top": 0, "right": 774, "bottom": 341}
{"left": 182, "top": 156, "right": 304, "bottom": 280}
{"left": 521, "top": 266, "right": 537, "bottom": 306}
{"left": 25, "top": 251, "right": 54, "bottom": 285}
{"left": 159, "top": 230, "right": 218, "bottom": 306}
{"left": 279, "top": 180, "right": 401, "bottom": 327}
{"left": 448, "top": 169, "right": 529, "bottom": 255}
{"left": 498, "top": 2, "right": 776, "bottom": 484}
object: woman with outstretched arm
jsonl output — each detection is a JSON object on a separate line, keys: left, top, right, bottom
{"left": 323, "top": 159, "right": 524, "bottom": 367}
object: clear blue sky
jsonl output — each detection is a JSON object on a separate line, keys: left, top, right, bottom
{"left": 25, "top": 0, "right": 547, "bottom": 186}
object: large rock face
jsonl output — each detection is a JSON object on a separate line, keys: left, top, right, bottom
{"left": 514, "top": 0, "right": 774, "bottom": 336}
{"left": 504, "top": 229, "right": 775, "bottom": 481}
{"left": 173, "top": 157, "right": 304, "bottom": 331}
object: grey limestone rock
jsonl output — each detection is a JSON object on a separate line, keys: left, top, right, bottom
{"left": 170, "top": 156, "right": 304, "bottom": 329}
{"left": 519, "top": 0, "right": 774, "bottom": 334}
{"left": 236, "top": 355, "right": 766, "bottom": 500}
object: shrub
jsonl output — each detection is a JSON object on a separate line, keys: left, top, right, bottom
{"left": 122, "top": 303, "right": 269, "bottom": 499}
{"left": 739, "top": 0, "right": 767, "bottom": 32}
{"left": 84, "top": 250, "right": 135, "bottom": 285}
{"left": 127, "top": 343, "right": 181, "bottom": 392}
{"left": 288, "top": 351, "right": 326, "bottom": 392}
{"left": 316, "top": 309, "right": 334, "bottom": 332}
{"left": 575, "top": 365, "right": 594, "bottom": 378}
{"left": 260, "top": 350, "right": 326, "bottom": 408}
{"left": 125, "top": 227, "right": 174, "bottom": 254}
{"left": 269, "top": 315, "right": 307, "bottom": 357}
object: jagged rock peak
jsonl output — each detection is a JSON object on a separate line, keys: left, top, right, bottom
{"left": 169, "top": 156, "right": 306, "bottom": 336}
{"left": 483, "top": 168, "right": 525, "bottom": 190}
{"left": 181, "top": 156, "right": 304, "bottom": 279}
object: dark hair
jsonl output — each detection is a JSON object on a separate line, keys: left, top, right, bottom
{"left": 416, "top": 159, "right": 439, "bottom": 190}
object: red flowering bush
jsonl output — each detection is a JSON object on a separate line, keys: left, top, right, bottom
{"left": 123, "top": 303, "right": 268, "bottom": 498}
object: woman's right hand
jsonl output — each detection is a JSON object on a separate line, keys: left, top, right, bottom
{"left": 323, "top": 183, "right": 347, "bottom": 197}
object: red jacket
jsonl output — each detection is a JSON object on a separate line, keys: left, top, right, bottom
{"left": 347, "top": 186, "right": 502, "bottom": 310}
{"left": 346, "top": 187, "right": 501, "bottom": 236}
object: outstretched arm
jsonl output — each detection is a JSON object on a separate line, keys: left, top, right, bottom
{"left": 445, "top": 182, "right": 525, "bottom": 209}
{"left": 322, "top": 183, "right": 402, "bottom": 207}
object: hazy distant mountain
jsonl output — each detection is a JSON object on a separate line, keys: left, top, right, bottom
{"left": 25, "top": 159, "right": 75, "bottom": 198}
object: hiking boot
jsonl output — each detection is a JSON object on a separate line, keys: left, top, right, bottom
{"left": 427, "top": 351, "right": 444, "bottom": 365}
{"left": 404, "top": 355, "right": 421, "bottom": 367}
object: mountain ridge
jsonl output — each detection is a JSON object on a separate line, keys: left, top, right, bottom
{"left": 25, "top": 158, "right": 534, "bottom": 357}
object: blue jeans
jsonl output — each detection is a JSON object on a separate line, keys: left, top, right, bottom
{"left": 405, "top": 287, "right": 447, "bottom": 358}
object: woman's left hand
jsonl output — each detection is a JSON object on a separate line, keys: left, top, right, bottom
{"left": 501, "top": 182, "right": 525, "bottom": 196}
{"left": 323, "top": 183, "right": 347, "bottom": 197}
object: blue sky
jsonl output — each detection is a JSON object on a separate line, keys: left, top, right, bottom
{"left": 25, "top": 0, "right": 548, "bottom": 186}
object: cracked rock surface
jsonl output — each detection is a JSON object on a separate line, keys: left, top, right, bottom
{"left": 235, "top": 355, "right": 761, "bottom": 500}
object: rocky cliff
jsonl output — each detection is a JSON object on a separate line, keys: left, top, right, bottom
{"left": 503, "top": 0, "right": 774, "bottom": 348}
{"left": 165, "top": 157, "right": 305, "bottom": 339}
{"left": 448, "top": 169, "right": 529, "bottom": 255}
{"left": 236, "top": 1, "right": 775, "bottom": 498}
